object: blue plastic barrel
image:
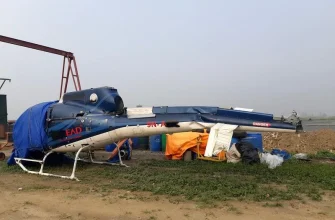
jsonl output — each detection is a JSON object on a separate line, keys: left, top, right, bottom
{"left": 132, "top": 137, "right": 140, "bottom": 149}
{"left": 240, "top": 133, "right": 263, "bottom": 152}
{"left": 149, "top": 135, "right": 162, "bottom": 152}
{"left": 192, "top": 151, "right": 198, "bottom": 160}
{"left": 230, "top": 137, "right": 239, "bottom": 148}
{"left": 139, "top": 136, "right": 149, "bottom": 150}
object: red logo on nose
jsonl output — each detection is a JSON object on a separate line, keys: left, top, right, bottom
{"left": 66, "top": 126, "right": 83, "bottom": 136}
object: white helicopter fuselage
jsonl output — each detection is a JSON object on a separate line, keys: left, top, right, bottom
{"left": 52, "top": 121, "right": 295, "bottom": 153}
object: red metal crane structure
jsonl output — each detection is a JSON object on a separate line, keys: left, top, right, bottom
{"left": 0, "top": 78, "right": 11, "bottom": 91}
{"left": 0, "top": 35, "right": 82, "bottom": 99}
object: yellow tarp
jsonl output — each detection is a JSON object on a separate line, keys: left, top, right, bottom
{"left": 165, "top": 132, "right": 209, "bottom": 160}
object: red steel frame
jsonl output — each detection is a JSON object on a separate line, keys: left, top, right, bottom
{"left": 60, "top": 55, "right": 81, "bottom": 99}
{"left": 0, "top": 35, "right": 82, "bottom": 99}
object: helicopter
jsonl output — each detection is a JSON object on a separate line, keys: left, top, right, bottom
{"left": 7, "top": 86, "right": 303, "bottom": 181}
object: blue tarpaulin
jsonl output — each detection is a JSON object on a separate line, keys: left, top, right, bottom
{"left": 7, "top": 101, "right": 58, "bottom": 165}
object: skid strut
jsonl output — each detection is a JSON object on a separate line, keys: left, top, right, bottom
{"left": 14, "top": 143, "right": 129, "bottom": 181}
{"left": 80, "top": 149, "right": 129, "bottom": 168}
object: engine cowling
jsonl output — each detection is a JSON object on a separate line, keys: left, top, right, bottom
{"left": 47, "top": 86, "right": 125, "bottom": 120}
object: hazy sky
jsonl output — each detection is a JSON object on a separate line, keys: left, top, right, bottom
{"left": 0, "top": 0, "right": 334, "bottom": 119}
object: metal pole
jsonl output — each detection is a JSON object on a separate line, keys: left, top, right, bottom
{"left": 59, "top": 57, "right": 66, "bottom": 99}
{"left": 72, "top": 57, "right": 81, "bottom": 91}
{"left": 0, "top": 78, "right": 11, "bottom": 91}
{"left": 63, "top": 57, "right": 72, "bottom": 96}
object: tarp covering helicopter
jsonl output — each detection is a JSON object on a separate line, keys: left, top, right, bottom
{"left": 7, "top": 86, "right": 303, "bottom": 180}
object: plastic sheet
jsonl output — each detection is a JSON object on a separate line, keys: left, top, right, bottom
{"left": 7, "top": 101, "right": 57, "bottom": 165}
{"left": 235, "top": 141, "right": 260, "bottom": 165}
{"left": 165, "top": 132, "right": 209, "bottom": 160}
{"left": 293, "top": 153, "right": 308, "bottom": 160}
{"left": 204, "top": 123, "right": 237, "bottom": 157}
{"left": 226, "top": 144, "right": 241, "bottom": 163}
{"left": 260, "top": 153, "right": 284, "bottom": 169}
{"left": 271, "top": 149, "right": 291, "bottom": 160}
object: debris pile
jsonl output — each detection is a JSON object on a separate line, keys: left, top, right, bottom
{"left": 164, "top": 129, "right": 335, "bottom": 169}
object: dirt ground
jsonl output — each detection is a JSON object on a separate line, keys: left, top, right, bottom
{"left": 262, "top": 129, "right": 335, "bottom": 154}
{"left": 0, "top": 173, "right": 335, "bottom": 220}
{"left": 1, "top": 129, "right": 335, "bottom": 220}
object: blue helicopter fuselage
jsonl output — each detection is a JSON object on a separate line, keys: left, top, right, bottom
{"left": 44, "top": 87, "right": 301, "bottom": 152}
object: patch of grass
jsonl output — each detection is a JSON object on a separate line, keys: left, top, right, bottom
{"left": 317, "top": 211, "right": 327, "bottom": 215}
{"left": 142, "top": 210, "right": 152, "bottom": 214}
{"left": 66, "top": 194, "right": 79, "bottom": 200}
{"left": 118, "top": 194, "right": 127, "bottom": 199}
{"left": 205, "top": 211, "right": 215, "bottom": 217}
{"left": 313, "top": 151, "right": 335, "bottom": 159}
{"left": 168, "top": 197, "right": 184, "bottom": 204}
{"left": 195, "top": 201, "right": 218, "bottom": 209}
{"left": 262, "top": 202, "right": 283, "bottom": 207}
{"left": 99, "top": 159, "right": 334, "bottom": 203}
{"left": 1, "top": 157, "right": 335, "bottom": 204}
{"left": 135, "top": 195, "right": 151, "bottom": 201}
{"left": 23, "top": 201, "right": 35, "bottom": 206}
{"left": 59, "top": 213, "right": 73, "bottom": 219}
{"left": 0, "top": 163, "right": 22, "bottom": 173}
{"left": 308, "top": 192, "right": 323, "bottom": 201}
{"left": 24, "top": 185, "right": 50, "bottom": 191}
{"left": 142, "top": 209, "right": 161, "bottom": 214}
{"left": 227, "top": 205, "right": 243, "bottom": 215}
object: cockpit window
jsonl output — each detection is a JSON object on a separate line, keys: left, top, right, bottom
{"left": 63, "top": 92, "right": 85, "bottom": 104}
{"left": 114, "top": 96, "right": 124, "bottom": 115}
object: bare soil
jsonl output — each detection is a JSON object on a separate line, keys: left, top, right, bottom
{"left": 262, "top": 129, "right": 335, "bottom": 154}
{"left": 0, "top": 173, "right": 335, "bottom": 220}
{"left": 1, "top": 129, "right": 335, "bottom": 219}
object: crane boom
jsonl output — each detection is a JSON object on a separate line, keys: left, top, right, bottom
{"left": 0, "top": 35, "right": 81, "bottom": 98}
{"left": 0, "top": 35, "right": 74, "bottom": 58}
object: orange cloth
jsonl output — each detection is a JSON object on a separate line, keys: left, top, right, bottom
{"left": 165, "top": 132, "right": 209, "bottom": 160}
{"left": 217, "top": 150, "right": 226, "bottom": 161}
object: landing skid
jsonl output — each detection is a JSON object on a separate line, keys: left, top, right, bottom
{"left": 79, "top": 149, "right": 129, "bottom": 168}
{"left": 14, "top": 144, "right": 129, "bottom": 181}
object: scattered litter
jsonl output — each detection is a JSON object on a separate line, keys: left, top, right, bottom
{"left": 271, "top": 149, "right": 291, "bottom": 160}
{"left": 293, "top": 153, "right": 308, "bottom": 160}
{"left": 226, "top": 144, "right": 241, "bottom": 163}
{"left": 235, "top": 141, "right": 260, "bottom": 165}
{"left": 260, "top": 153, "right": 284, "bottom": 169}
{"left": 204, "top": 123, "right": 237, "bottom": 157}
